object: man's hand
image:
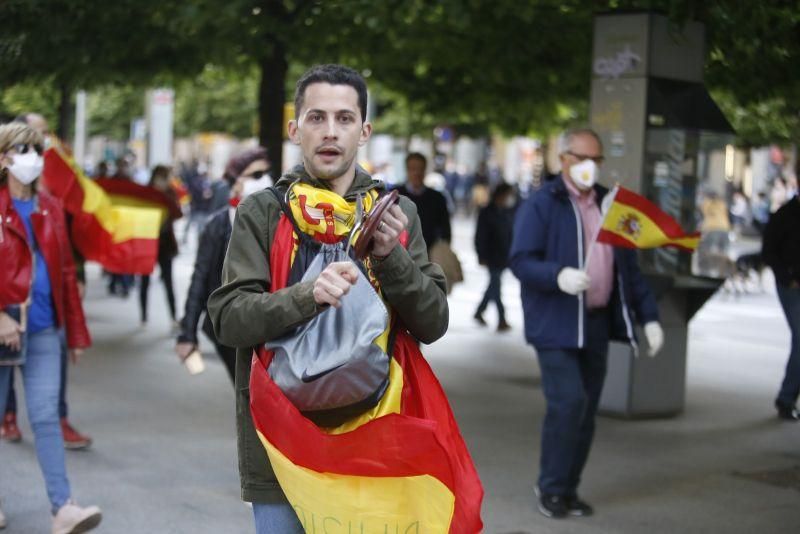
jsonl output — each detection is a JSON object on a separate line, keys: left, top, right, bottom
{"left": 643, "top": 321, "right": 664, "bottom": 357}
{"left": 557, "top": 268, "right": 591, "bottom": 295}
{"left": 0, "top": 311, "right": 24, "bottom": 351}
{"left": 175, "top": 341, "right": 196, "bottom": 362}
{"left": 69, "top": 348, "right": 84, "bottom": 364}
{"left": 371, "top": 204, "right": 408, "bottom": 258}
{"left": 313, "top": 261, "right": 359, "bottom": 308}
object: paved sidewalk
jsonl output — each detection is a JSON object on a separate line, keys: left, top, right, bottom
{"left": 1, "top": 215, "right": 798, "bottom": 533}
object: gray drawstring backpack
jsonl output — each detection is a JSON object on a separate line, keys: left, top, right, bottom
{"left": 266, "top": 242, "right": 390, "bottom": 427}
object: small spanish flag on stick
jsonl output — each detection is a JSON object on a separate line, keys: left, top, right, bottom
{"left": 596, "top": 185, "right": 700, "bottom": 252}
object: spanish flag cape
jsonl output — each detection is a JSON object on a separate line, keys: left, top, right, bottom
{"left": 250, "top": 182, "right": 484, "bottom": 533}
{"left": 42, "top": 146, "right": 168, "bottom": 274}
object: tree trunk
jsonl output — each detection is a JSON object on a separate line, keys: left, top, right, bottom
{"left": 258, "top": 42, "right": 288, "bottom": 177}
{"left": 56, "top": 82, "right": 73, "bottom": 142}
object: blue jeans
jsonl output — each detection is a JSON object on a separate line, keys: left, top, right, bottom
{"left": 536, "top": 310, "right": 609, "bottom": 497}
{"left": 5, "top": 330, "right": 69, "bottom": 418}
{"left": 476, "top": 267, "right": 506, "bottom": 322}
{"left": 776, "top": 284, "right": 800, "bottom": 408}
{"left": 253, "top": 502, "right": 303, "bottom": 533}
{"left": 0, "top": 328, "right": 71, "bottom": 513}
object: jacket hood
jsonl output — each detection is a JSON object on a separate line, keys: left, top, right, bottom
{"left": 275, "top": 164, "right": 385, "bottom": 200}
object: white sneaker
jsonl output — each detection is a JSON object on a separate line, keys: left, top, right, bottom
{"left": 51, "top": 501, "right": 102, "bottom": 534}
{"left": 0, "top": 499, "right": 7, "bottom": 529}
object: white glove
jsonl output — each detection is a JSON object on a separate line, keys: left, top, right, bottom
{"left": 557, "top": 268, "right": 590, "bottom": 295}
{"left": 643, "top": 321, "right": 664, "bottom": 357}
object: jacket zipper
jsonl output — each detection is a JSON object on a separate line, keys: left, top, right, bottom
{"left": 568, "top": 197, "right": 585, "bottom": 348}
{"left": 616, "top": 271, "right": 638, "bottom": 355}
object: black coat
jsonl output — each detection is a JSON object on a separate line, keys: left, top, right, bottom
{"left": 475, "top": 203, "right": 514, "bottom": 269}
{"left": 396, "top": 185, "right": 451, "bottom": 249}
{"left": 763, "top": 196, "right": 800, "bottom": 287}
{"left": 178, "top": 207, "right": 232, "bottom": 344}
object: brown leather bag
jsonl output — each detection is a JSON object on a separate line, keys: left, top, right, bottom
{"left": 429, "top": 240, "right": 463, "bottom": 294}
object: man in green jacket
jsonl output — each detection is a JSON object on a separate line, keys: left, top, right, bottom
{"left": 207, "top": 64, "right": 448, "bottom": 533}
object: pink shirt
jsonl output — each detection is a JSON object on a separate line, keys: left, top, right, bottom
{"left": 563, "top": 176, "right": 614, "bottom": 309}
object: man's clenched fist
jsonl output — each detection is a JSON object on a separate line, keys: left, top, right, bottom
{"left": 313, "top": 261, "right": 359, "bottom": 308}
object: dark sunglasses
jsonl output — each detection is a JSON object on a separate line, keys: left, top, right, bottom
{"left": 245, "top": 170, "right": 267, "bottom": 179}
{"left": 12, "top": 143, "right": 44, "bottom": 156}
{"left": 567, "top": 151, "right": 604, "bottom": 165}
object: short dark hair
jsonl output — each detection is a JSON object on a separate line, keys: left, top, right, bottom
{"left": 223, "top": 146, "right": 269, "bottom": 186}
{"left": 405, "top": 152, "right": 427, "bottom": 168}
{"left": 491, "top": 182, "right": 514, "bottom": 203}
{"left": 294, "top": 64, "right": 368, "bottom": 122}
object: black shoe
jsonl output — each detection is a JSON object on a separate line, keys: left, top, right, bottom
{"left": 776, "top": 402, "right": 800, "bottom": 421}
{"left": 565, "top": 495, "right": 594, "bottom": 517}
{"left": 537, "top": 494, "right": 568, "bottom": 519}
{"left": 473, "top": 312, "right": 487, "bottom": 326}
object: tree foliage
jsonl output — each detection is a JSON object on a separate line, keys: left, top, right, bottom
{"left": 1, "top": 0, "right": 797, "bottom": 150}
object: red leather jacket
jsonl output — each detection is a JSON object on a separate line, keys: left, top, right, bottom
{"left": 0, "top": 185, "right": 91, "bottom": 349}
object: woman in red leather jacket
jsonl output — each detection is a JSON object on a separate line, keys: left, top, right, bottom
{"left": 0, "top": 122, "right": 102, "bottom": 533}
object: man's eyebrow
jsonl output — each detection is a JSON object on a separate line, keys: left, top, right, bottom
{"left": 303, "top": 109, "right": 357, "bottom": 115}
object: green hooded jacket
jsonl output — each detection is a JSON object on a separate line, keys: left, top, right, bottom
{"left": 207, "top": 165, "right": 449, "bottom": 503}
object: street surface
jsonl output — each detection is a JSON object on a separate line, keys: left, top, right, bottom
{"left": 1, "top": 215, "right": 798, "bottom": 533}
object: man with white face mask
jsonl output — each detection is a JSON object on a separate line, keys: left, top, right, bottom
{"left": 510, "top": 128, "right": 663, "bottom": 519}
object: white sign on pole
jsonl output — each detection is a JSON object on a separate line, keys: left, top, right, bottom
{"left": 147, "top": 88, "right": 174, "bottom": 168}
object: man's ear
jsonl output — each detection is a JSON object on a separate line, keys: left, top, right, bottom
{"left": 287, "top": 120, "right": 300, "bottom": 145}
{"left": 358, "top": 121, "right": 373, "bottom": 147}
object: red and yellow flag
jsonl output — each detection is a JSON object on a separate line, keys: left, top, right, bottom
{"left": 250, "top": 213, "right": 484, "bottom": 533}
{"left": 42, "top": 147, "right": 164, "bottom": 274}
{"left": 597, "top": 186, "right": 700, "bottom": 252}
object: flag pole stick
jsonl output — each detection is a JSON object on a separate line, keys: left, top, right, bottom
{"left": 584, "top": 185, "right": 619, "bottom": 271}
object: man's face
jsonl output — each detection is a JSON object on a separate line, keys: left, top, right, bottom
{"left": 406, "top": 158, "right": 426, "bottom": 187}
{"left": 559, "top": 133, "right": 604, "bottom": 190}
{"left": 288, "top": 83, "right": 371, "bottom": 183}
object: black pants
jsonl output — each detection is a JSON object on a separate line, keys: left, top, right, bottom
{"left": 213, "top": 341, "right": 237, "bottom": 385}
{"left": 140, "top": 255, "right": 176, "bottom": 323}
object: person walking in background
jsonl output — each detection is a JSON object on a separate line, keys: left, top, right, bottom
{"left": 396, "top": 152, "right": 451, "bottom": 251}
{"left": 762, "top": 193, "right": 800, "bottom": 421}
{"left": 175, "top": 147, "right": 270, "bottom": 383}
{"left": 2, "top": 112, "right": 92, "bottom": 450}
{"left": 510, "top": 128, "right": 663, "bottom": 519}
{"left": 139, "top": 165, "right": 182, "bottom": 327}
{"left": 474, "top": 182, "right": 515, "bottom": 332}
{"left": 0, "top": 121, "right": 102, "bottom": 533}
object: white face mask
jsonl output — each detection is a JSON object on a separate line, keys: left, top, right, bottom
{"left": 6, "top": 151, "right": 44, "bottom": 185}
{"left": 241, "top": 175, "right": 272, "bottom": 198}
{"left": 569, "top": 159, "right": 598, "bottom": 190}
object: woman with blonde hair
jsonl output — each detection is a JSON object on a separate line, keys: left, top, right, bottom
{"left": 0, "top": 122, "right": 101, "bottom": 533}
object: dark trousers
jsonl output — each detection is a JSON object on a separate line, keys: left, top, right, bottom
{"left": 140, "top": 255, "right": 176, "bottom": 323}
{"left": 5, "top": 330, "right": 69, "bottom": 419}
{"left": 214, "top": 341, "right": 237, "bottom": 385}
{"left": 475, "top": 267, "right": 506, "bottom": 322}
{"left": 536, "top": 310, "right": 610, "bottom": 497}
{"left": 776, "top": 284, "right": 800, "bottom": 408}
